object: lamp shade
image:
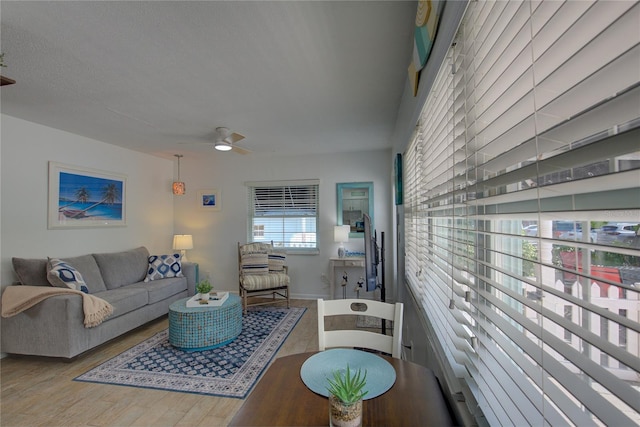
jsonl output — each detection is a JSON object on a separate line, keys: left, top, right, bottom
{"left": 334, "top": 225, "right": 350, "bottom": 243}
{"left": 173, "top": 234, "right": 193, "bottom": 250}
{"left": 172, "top": 181, "right": 186, "bottom": 195}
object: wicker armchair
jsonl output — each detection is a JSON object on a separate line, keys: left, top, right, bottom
{"left": 238, "top": 241, "right": 290, "bottom": 314}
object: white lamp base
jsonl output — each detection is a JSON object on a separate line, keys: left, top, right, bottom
{"left": 337, "top": 246, "right": 345, "bottom": 258}
{"left": 180, "top": 249, "right": 189, "bottom": 262}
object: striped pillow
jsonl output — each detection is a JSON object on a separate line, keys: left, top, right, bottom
{"left": 268, "top": 249, "right": 286, "bottom": 273}
{"left": 240, "top": 249, "right": 269, "bottom": 275}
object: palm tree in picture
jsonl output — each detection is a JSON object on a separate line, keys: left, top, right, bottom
{"left": 75, "top": 183, "right": 120, "bottom": 217}
{"left": 59, "top": 187, "right": 93, "bottom": 218}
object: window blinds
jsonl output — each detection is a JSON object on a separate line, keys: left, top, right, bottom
{"left": 247, "top": 180, "right": 319, "bottom": 250}
{"left": 403, "top": 1, "right": 640, "bottom": 425}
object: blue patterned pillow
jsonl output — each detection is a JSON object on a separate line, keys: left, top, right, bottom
{"left": 144, "top": 254, "right": 184, "bottom": 282}
{"left": 46, "top": 258, "right": 89, "bottom": 293}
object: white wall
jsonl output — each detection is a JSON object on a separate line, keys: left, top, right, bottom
{"left": 1, "top": 115, "right": 175, "bottom": 287}
{"left": 0, "top": 114, "right": 394, "bottom": 300}
{"left": 174, "top": 149, "right": 393, "bottom": 300}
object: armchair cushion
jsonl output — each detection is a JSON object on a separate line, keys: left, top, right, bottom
{"left": 240, "top": 272, "right": 290, "bottom": 290}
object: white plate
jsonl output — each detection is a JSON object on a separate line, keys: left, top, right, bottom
{"left": 300, "top": 349, "right": 396, "bottom": 400}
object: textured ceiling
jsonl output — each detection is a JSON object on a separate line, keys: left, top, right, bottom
{"left": 0, "top": 1, "right": 417, "bottom": 158}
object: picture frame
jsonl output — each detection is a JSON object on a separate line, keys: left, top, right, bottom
{"left": 48, "top": 162, "right": 126, "bottom": 229}
{"left": 197, "top": 188, "right": 221, "bottom": 211}
{"left": 336, "top": 182, "right": 373, "bottom": 238}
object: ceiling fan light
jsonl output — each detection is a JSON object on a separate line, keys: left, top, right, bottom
{"left": 215, "top": 141, "right": 232, "bottom": 151}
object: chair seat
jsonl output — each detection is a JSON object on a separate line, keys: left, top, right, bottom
{"left": 240, "top": 273, "right": 290, "bottom": 291}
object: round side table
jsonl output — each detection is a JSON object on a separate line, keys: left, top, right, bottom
{"left": 168, "top": 294, "right": 242, "bottom": 351}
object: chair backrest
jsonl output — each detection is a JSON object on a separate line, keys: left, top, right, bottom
{"left": 317, "top": 298, "right": 404, "bottom": 359}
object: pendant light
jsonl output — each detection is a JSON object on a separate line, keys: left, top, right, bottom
{"left": 172, "top": 154, "right": 186, "bottom": 195}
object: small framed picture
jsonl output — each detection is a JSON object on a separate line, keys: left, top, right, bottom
{"left": 197, "top": 189, "right": 221, "bottom": 211}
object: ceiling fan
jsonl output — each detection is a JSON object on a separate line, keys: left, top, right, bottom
{"left": 213, "top": 127, "right": 251, "bottom": 154}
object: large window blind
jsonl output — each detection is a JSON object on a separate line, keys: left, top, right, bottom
{"left": 247, "top": 180, "right": 319, "bottom": 251}
{"left": 403, "top": 1, "right": 640, "bottom": 425}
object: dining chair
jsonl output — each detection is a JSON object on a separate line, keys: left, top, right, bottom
{"left": 317, "top": 298, "right": 404, "bottom": 358}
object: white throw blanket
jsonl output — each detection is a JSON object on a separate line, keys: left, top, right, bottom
{"left": 1, "top": 286, "right": 113, "bottom": 328}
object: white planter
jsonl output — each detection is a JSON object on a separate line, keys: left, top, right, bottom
{"left": 199, "top": 292, "right": 210, "bottom": 301}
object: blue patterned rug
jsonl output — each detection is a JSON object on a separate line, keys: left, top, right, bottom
{"left": 74, "top": 306, "right": 306, "bottom": 398}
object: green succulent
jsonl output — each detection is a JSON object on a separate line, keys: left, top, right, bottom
{"left": 326, "top": 365, "right": 368, "bottom": 404}
{"left": 196, "top": 279, "right": 213, "bottom": 294}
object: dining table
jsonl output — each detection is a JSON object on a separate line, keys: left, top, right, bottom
{"left": 228, "top": 350, "right": 454, "bottom": 426}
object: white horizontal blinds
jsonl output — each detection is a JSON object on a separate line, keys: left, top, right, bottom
{"left": 404, "top": 0, "right": 640, "bottom": 426}
{"left": 248, "top": 182, "right": 319, "bottom": 249}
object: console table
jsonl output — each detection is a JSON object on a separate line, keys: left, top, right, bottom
{"left": 329, "top": 257, "right": 365, "bottom": 299}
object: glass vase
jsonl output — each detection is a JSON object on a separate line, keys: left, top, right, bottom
{"left": 329, "top": 394, "right": 362, "bottom": 427}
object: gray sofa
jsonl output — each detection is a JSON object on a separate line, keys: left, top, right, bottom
{"left": 1, "top": 246, "right": 197, "bottom": 359}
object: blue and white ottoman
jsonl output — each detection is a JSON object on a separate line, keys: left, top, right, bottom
{"left": 168, "top": 294, "right": 242, "bottom": 351}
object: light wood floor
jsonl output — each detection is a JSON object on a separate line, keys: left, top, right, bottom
{"left": 1, "top": 299, "right": 361, "bottom": 427}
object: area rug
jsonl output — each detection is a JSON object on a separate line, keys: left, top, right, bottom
{"left": 74, "top": 306, "right": 305, "bottom": 399}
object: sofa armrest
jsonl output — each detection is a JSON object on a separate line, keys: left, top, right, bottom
{"left": 182, "top": 262, "right": 199, "bottom": 295}
{"left": 1, "top": 294, "right": 85, "bottom": 358}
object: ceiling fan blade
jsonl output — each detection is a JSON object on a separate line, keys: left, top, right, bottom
{"left": 232, "top": 144, "right": 251, "bottom": 155}
{"left": 229, "top": 132, "right": 245, "bottom": 144}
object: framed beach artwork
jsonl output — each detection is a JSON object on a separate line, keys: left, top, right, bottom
{"left": 48, "top": 162, "right": 127, "bottom": 229}
{"left": 197, "top": 189, "right": 221, "bottom": 211}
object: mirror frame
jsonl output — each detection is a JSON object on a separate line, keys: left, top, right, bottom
{"left": 336, "top": 182, "right": 374, "bottom": 238}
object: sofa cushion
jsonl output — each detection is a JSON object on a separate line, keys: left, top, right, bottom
{"left": 46, "top": 258, "right": 89, "bottom": 293}
{"left": 12, "top": 258, "right": 49, "bottom": 287}
{"left": 129, "top": 277, "right": 187, "bottom": 304}
{"left": 93, "top": 247, "right": 149, "bottom": 290}
{"left": 93, "top": 287, "right": 148, "bottom": 320}
{"left": 144, "top": 254, "right": 184, "bottom": 282}
{"left": 62, "top": 254, "right": 108, "bottom": 293}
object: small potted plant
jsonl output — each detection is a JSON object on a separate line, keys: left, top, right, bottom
{"left": 326, "top": 365, "right": 368, "bottom": 427}
{"left": 195, "top": 279, "right": 213, "bottom": 302}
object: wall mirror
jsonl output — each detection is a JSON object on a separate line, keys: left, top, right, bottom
{"left": 336, "top": 182, "right": 373, "bottom": 238}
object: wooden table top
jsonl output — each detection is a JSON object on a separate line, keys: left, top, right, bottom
{"left": 229, "top": 351, "right": 453, "bottom": 426}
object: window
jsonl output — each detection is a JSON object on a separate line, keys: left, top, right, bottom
{"left": 247, "top": 180, "right": 319, "bottom": 252}
{"left": 403, "top": 1, "right": 640, "bottom": 425}
{"left": 253, "top": 225, "right": 264, "bottom": 238}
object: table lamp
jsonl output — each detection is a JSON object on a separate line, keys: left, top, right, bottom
{"left": 334, "top": 225, "right": 350, "bottom": 258}
{"left": 173, "top": 234, "right": 193, "bottom": 262}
